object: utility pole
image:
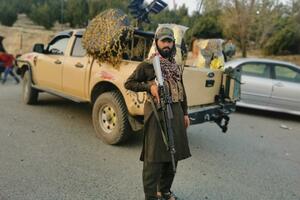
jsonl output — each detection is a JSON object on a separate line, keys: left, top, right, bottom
{"left": 292, "top": 0, "right": 295, "bottom": 13}
{"left": 19, "top": 28, "right": 23, "bottom": 55}
{"left": 173, "top": 0, "right": 177, "bottom": 10}
{"left": 197, "top": 0, "right": 204, "bottom": 13}
{"left": 61, "top": 0, "right": 64, "bottom": 30}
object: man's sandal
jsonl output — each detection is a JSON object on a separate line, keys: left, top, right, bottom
{"left": 161, "top": 191, "right": 180, "bottom": 200}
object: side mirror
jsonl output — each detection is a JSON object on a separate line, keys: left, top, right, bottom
{"left": 33, "top": 43, "right": 44, "bottom": 53}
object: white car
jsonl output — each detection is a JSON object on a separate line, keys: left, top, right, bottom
{"left": 225, "top": 58, "right": 300, "bottom": 116}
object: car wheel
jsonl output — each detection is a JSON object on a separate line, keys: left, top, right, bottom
{"left": 92, "top": 91, "right": 132, "bottom": 144}
{"left": 23, "top": 70, "right": 38, "bottom": 105}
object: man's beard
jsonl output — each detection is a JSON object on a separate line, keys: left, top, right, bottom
{"left": 156, "top": 44, "right": 175, "bottom": 59}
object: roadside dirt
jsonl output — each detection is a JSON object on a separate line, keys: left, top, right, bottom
{"left": 0, "top": 14, "right": 62, "bottom": 55}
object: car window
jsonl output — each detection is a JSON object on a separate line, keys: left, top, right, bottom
{"left": 274, "top": 65, "right": 300, "bottom": 83}
{"left": 240, "top": 63, "right": 270, "bottom": 78}
{"left": 71, "top": 37, "right": 86, "bottom": 57}
{"left": 48, "top": 37, "right": 70, "bottom": 55}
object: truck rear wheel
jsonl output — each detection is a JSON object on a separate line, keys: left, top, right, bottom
{"left": 23, "top": 71, "right": 39, "bottom": 105}
{"left": 92, "top": 91, "right": 132, "bottom": 144}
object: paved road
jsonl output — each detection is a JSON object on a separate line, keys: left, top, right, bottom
{"left": 1, "top": 81, "right": 300, "bottom": 200}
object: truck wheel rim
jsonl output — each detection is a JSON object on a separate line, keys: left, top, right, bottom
{"left": 99, "top": 104, "right": 117, "bottom": 134}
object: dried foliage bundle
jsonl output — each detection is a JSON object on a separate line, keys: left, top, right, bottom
{"left": 82, "top": 9, "right": 134, "bottom": 67}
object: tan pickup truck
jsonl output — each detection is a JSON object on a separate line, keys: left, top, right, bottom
{"left": 16, "top": 29, "right": 241, "bottom": 145}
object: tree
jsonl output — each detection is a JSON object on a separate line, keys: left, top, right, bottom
{"left": 0, "top": 2, "right": 18, "bottom": 26}
{"left": 142, "top": 5, "right": 191, "bottom": 32}
{"left": 186, "top": 11, "right": 223, "bottom": 41}
{"left": 28, "top": 0, "right": 61, "bottom": 30}
{"left": 65, "top": 0, "right": 89, "bottom": 27}
{"left": 29, "top": 3, "right": 56, "bottom": 29}
{"left": 249, "top": 0, "right": 284, "bottom": 49}
{"left": 14, "top": 0, "right": 33, "bottom": 14}
{"left": 263, "top": 14, "right": 300, "bottom": 54}
{"left": 253, "top": 0, "right": 300, "bottom": 54}
{"left": 221, "top": 0, "right": 256, "bottom": 57}
{"left": 201, "top": 0, "right": 224, "bottom": 13}
{"left": 87, "top": 0, "right": 130, "bottom": 19}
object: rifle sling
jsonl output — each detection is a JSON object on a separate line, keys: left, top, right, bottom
{"left": 149, "top": 97, "right": 169, "bottom": 150}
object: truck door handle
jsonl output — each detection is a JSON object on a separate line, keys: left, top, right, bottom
{"left": 75, "top": 63, "right": 84, "bottom": 68}
{"left": 54, "top": 60, "right": 62, "bottom": 64}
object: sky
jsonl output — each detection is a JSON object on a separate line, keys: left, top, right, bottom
{"left": 164, "top": 0, "right": 199, "bottom": 13}
{"left": 145, "top": 0, "right": 199, "bottom": 14}
{"left": 145, "top": 0, "right": 290, "bottom": 15}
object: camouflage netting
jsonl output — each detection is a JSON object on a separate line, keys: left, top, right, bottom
{"left": 82, "top": 9, "right": 134, "bottom": 67}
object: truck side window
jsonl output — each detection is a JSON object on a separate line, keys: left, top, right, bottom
{"left": 71, "top": 37, "right": 86, "bottom": 57}
{"left": 126, "top": 36, "right": 153, "bottom": 61}
{"left": 48, "top": 37, "right": 70, "bottom": 55}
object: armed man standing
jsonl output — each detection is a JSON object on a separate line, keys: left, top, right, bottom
{"left": 125, "top": 27, "right": 191, "bottom": 200}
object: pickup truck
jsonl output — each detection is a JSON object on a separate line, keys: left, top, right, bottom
{"left": 16, "top": 28, "right": 241, "bottom": 145}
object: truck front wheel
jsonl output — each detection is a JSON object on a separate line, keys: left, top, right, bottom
{"left": 23, "top": 70, "right": 39, "bottom": 105}
{"left": 92, "top": 91, "right": 132, "bottom": 144}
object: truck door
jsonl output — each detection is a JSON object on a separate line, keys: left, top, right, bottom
{"left": 62, "top": 36, "right": 88, "bottom": 98}
{"left": 35, "top": 36, "right": 70, "bottom": 91}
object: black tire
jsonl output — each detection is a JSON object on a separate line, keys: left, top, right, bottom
{"left": 92, "top": 91, "right": 132, "bottom": 145}
{"left": 23, "top": 70, "right": 38, "bottom": 105}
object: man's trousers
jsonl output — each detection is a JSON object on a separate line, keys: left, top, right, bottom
{"left": 143, "top": 161, "right": 177, "bottom": 200}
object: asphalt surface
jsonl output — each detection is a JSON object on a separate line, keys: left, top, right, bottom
{"left": 0, "top": 79, "right": 300, "bottom": 200}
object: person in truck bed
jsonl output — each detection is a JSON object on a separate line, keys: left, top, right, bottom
{"left": 125, "top": 27, "right": 191, "bottom": 200}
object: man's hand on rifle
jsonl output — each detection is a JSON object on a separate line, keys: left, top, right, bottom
{"left": 150, "top": 83, "right": 160, "bottom": 103}
{"left": 184, "top": 115, "right": 190, "bottom": 129}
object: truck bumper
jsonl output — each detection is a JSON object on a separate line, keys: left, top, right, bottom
{"left": 188, "top": 102, "right": 236, "bottom": 132}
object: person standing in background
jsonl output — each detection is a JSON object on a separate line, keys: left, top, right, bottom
{"left": 0, "top": 51, "right": 20, "bottom": 84}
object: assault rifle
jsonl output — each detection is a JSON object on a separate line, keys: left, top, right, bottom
{"left": 153, "top": 55, "right": 177, "bottom": 173}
